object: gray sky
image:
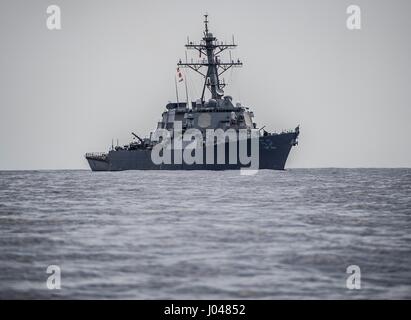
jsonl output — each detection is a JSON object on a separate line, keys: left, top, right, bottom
{"left": 0, "top": 0, "right": 410, "bottom": 169}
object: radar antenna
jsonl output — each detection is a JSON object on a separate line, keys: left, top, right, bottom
{"left": 177, "top": 15, "right": 243, "bottom": 104}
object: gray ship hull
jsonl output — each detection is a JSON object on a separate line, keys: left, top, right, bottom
{"left": 86, "top": 132, "right": 298, "bottom": 171}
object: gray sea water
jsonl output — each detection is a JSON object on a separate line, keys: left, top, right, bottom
{"left": 0, "top": 168, "right": 410, "bottom": 299}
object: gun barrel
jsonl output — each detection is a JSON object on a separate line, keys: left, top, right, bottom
{"left": 132, "top": 132, "right": 144, "bottom": 143}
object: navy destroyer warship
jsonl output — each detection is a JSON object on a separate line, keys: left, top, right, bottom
{"left": 85, "top": 15, "right": 299, "bottom": 171}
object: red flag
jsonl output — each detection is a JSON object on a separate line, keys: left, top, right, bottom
{"left": 177, "top": 68, "right": 184, "bottom": 82}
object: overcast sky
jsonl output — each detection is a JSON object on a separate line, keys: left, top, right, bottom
{"left": 0, "top": 0, "right": 410, "bottom": 169}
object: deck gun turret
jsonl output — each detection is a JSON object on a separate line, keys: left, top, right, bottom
{"left": 132, "top": 132, "right": 144, "bottom": 144}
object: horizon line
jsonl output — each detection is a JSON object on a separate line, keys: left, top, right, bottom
{"left": 1, "top": 167, "right": 410, "bottom": 172}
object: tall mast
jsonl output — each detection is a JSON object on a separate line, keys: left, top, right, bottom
{"left": 178, "top": 14, "right": 243, "bottom": 103}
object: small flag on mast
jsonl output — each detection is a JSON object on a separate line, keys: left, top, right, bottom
{"left": 177, "top": 67, "right": 184, "bottom": 82}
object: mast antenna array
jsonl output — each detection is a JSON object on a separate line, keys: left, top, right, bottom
{"left": 177, "top": 14, "right": 243, "bottom": 103}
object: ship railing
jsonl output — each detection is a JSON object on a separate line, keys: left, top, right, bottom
{"left": 85, "top": 152, "right": 107, "bottom": 160}
{"left": 260, "top": 129, "right": 297, "bottom": 136}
